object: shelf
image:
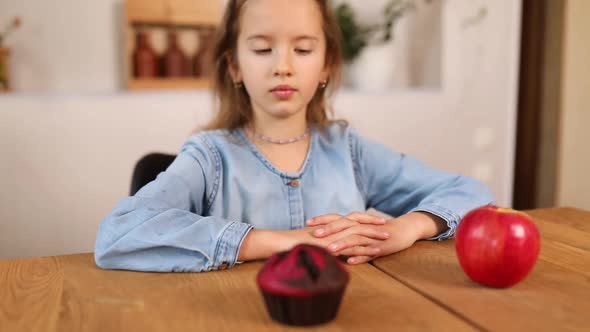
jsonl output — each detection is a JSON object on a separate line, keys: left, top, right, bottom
{"left": 126, "top": 0, "right": 168, "bottom": 24}
{"left": 124, "top": 0, "right": 221, "bottom": 91}
{"left": 128, "top": 78, "right": 211, "bottom": 90}
{"left": 125, "top": 0, "right": 222, "bottom": 26}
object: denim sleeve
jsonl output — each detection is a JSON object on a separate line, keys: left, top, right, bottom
{"left": 94, "top": 135, "right": 253, "bottom": 272}
{"left": 349, "top": 129, "right": 495, "bottom": 240}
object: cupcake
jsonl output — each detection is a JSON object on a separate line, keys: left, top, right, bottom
{"left": 256, "top": 244, "right": 350, "bottom": 326}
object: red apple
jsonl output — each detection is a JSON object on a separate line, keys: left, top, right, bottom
{"left": 455, "top": 205, "right": 541, "bottom": 288}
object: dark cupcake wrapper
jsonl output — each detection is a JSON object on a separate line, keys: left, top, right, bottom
{"left": 261, "top": 289, "right": 346, "bottom": 326}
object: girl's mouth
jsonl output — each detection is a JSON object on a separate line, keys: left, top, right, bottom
{"left": 271, "top": 85, "right": 296, "bottom": 100}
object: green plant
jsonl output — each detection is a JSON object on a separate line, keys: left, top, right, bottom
{"left": 335, "top": 4, "right": 372, "bottom": 63}
{"left": 380, "top": 0, "right": 433, "bottom": 42}
{"left": 335, "top": 0, "right": 432, "bottom": 63}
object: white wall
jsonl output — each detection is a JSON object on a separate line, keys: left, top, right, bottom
{"left": 0, "top": 92, "right": 209, "bottom": 259}
{"left": 0, "top": 0, "right": 522, "bottom": 259}
{"left": 0, "top": 0, "right": 123, "bottom": 92}
{"left": 557, "top": 0, "right": 590, "bottom": 210}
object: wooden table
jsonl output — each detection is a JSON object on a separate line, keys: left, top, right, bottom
{"left": 1, "top": 208, "right": 589, "bottom": 331}
{"left": 372, "top": 207, "right": 590, "bottom": 332}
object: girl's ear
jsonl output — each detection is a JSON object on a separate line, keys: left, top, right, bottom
{"left": 227, "top": 53, "right": 242, "bottom": 83}
{"left": 320, "top": 66, "right": 330, "bottom": 85}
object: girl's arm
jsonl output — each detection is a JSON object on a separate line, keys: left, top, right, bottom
{"left": 236, "top": 229, "right": 287, "bottom": 261}
{"left": 238, "top": 215, "right": 391, "bottom": 261}
{"left": 349, "top": 128, "right": 495, "bottom": 241}
{"left": 304, "top": 211, "right": 446, "bottom": 264}
{"left": 94, "top": 136, "right": 252, "bottom": 272}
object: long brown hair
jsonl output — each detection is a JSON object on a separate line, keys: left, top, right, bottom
{"left": 203, "top": 0, "right": 343, "bottom": 131}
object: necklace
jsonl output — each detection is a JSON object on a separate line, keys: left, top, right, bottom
{"left": 247, "top": 127, "right": 310, "bottom": 144}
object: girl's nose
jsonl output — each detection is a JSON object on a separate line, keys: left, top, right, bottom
{"left": 273, "top": 51, "right": 293, "bottom": 77}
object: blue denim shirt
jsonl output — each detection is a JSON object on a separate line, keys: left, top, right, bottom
{"left": 94, "top": 123, "right": 494, "bottom": 272}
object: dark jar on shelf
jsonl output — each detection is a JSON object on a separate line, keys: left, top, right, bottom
{"left": 160, "top": 31, "right": 189, "bottom": 77}
{"left": 132, "top": 30, "right": 158, "bottom": 78}
{"left": 193, "top": 28, "right": 216, "bottom": 78}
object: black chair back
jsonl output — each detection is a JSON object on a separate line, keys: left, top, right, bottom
{"left": 130, "top": 153, "right": 176, "bottom": 195}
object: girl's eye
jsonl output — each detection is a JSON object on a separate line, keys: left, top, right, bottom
{"left": 295, "top": 49, "right": 312, "bottom": 55}
{"left": 254, "top": 49, "right": 272, "bottom": 54}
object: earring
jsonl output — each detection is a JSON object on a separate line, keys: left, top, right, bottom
{"left": 234, "top": 81, "right": 243, "bottom": 88}
{"left": 320, "top": 80, "right": 328, "bottom": 89}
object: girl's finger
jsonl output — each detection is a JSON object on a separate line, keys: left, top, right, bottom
{"left": 327, "top": 235, "right": 376, "bottom": 253}
{"left": 346, "top": 212, "right": 387, "bottom": 225}
{"left": 338, "top": 245, "right": 381, "bottom": 257}
{"left": 307, "top": 212, "right": 388, "bottom": 226}
{"left": 312, "top": 218, "right": 358, "bottom": 237}
{"left": 347, "top": 255, "right": 373, "bottom": 265}
{"left": 305, "top": 214, "right": 343, "bottom": 226}
{"left": 347, "top": 225, "right": 390, "bottom": 240}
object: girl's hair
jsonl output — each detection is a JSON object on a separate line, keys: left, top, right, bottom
{"left": 203, "top": 0, "right": 343, "bottom": 131}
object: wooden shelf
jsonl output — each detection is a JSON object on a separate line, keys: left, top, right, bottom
{"left": 124, "top": 0, "right": 221, "bottom": 90}
{"left": 128, "top": 78, "right": 211, "bottom": 90}
{"left": 125, "top": 0, "right": 222, "bottom": 26}
{"left": 126, "top": 0, "right": 168, "bottom": 24}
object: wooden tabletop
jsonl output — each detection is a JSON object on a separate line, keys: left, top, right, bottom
{"left": 1, "top": 207, "right": 589, "bottom": 331}
{"left": 372, "top": 207, "right": 590, "bottom": 332}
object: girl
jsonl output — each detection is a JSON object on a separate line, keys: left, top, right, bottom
{"left": 95, "top": 0, "right": 494, "bottom": 272}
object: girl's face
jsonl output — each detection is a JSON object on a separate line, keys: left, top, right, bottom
{"left": 231, "top": 0, "right": 329, "bottom": 122}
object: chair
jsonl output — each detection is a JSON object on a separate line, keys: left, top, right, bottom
{"left": 130, "top": 153, "right": 176, "bottom": 195}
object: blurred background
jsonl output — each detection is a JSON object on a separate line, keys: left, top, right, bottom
{"left": 0, "top": 0, "right": 588, "bottom": 259}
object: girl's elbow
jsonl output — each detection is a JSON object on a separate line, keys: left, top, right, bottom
{"left": 93, "top": 237, "right": 120, "bottom": 270}
{"left": 94, "top": 225, "right": 122, "bottom": 270}
{"left": 94, "top": 248, "right": 113, "bottom": 270}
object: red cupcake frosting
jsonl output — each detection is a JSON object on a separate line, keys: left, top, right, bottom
{"left": 257, "top": 244, "right": 350, "bottom": 297}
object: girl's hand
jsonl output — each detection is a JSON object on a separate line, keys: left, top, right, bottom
{"left": 283, "top": 218, "right": 389, "bottom": 258}
{"left": 239, "top": 212, "right": 445, "bottom": 264}
{"left": 306, "top": 212, "right": 389, "bottom": 238}
{"left": 336, "top": 219, "right": 418, "bottom": 264}
{"left": 304, "top": 212, "right": 392, "bottom": 263}
{"left": 338, "top": 212, "right": 446, "bottom": 264}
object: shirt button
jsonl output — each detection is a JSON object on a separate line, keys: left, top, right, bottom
{"left": 289, "top": 180, "right": 300, "bottom": 188}
{"left": 218, "top": 263, "right": 228, "bottom": 270}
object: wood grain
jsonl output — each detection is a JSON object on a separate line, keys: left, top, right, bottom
{"left": 372, "top": 208, "right": 590, "bottom": 331}
{"left": 0, "top": 256, "right": 64, "bottom": 330}
{"left": 0, "top": 254, "right": 475, "bottom": 332}
{"left": 525, "top": 208, "right": 590, "bottom": 277}
{"left": 528, "top": 207, "right": 590, "bottom": 231}
{"left": 527, "top": 208, "right": 590, "bottom": 249}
